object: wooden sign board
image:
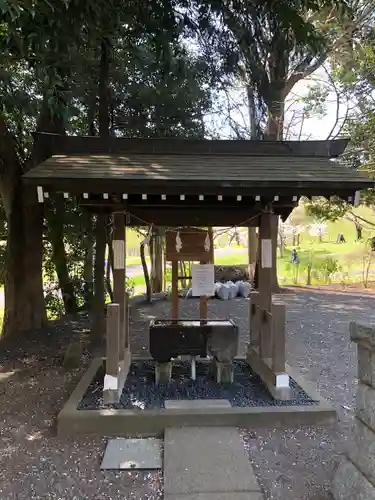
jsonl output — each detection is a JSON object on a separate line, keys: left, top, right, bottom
{"left": 166, "top": 229, "right": 214, "bottom": 262}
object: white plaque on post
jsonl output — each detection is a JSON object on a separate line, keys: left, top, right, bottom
{"left": 112, "top": 240, "right": 125, "bottom": 270}
{"left": 192, "top": 264, "right": 215, "bottom": 297}
{"left": 261, "top": 239, "right": 272, "bottom": 268}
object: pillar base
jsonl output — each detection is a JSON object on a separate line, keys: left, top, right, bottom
{"left": 247, "top": 345, "right": 292, "bottom": 401}
{"left": 155, "top": 362, "right": 172, "bottom": 384}
{"left": 215, "top": 360, "right": 234, "bottom": 384}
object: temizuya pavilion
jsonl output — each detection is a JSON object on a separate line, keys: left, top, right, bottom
{"left": 22, "top": 134, "right": 374, "bottom": 434}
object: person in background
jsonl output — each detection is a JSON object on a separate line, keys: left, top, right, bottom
{"left": 291, "top": 248, "right": 299, "bottom": 284}
{"left": 291, "top": 249, "right": 299, "bottom": 265}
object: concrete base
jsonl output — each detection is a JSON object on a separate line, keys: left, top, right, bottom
{"left": 57, "top": 357, "right": 336, "bottom": 438}
{"left": 103, "top": 349, "right": 131, "bottom": 405}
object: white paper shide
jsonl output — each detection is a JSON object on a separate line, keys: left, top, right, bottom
{"left": 192, "top": 264, "right": 215, "bottom": 297}
{"left": 261, "top": 239, "right": 272, "bottom": 268}
{"left": 112, "top": 240, "right": 125, "bottom": 269}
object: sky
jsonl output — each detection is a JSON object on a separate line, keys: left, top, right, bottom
{"left": 284, "top": 69, "right": 344, "bottom": 140}
{"left": 205, "top": 67, "right": 345, "bottom": 141}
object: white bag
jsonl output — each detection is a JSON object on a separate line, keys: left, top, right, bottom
{"left": 238, "top": 281, "right": 251, "bottom": 298}
{"left": 216, "top": 282, "right": 230, "bottom": 300}
{"left": 226, "top": 281, "right": 238, "bottom": 300}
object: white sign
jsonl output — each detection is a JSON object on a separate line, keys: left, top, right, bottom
{"left": 112, "top": 240, "right": 125, "bottom": 269}
{"left": 192, "top": 264, "right": 215, "bottom": 297}
{"left": 261, "top": 239, "right": 272, "bottom": 268}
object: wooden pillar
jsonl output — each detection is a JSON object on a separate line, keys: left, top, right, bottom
{"left": 199, "top": 257, "right": 209, "bottom": 324}
{"left": 200, "top": 296, "right": 208, "bottom": 322}
{"left": 199, "top": 228, "right": 213, "bottom": 324}
{"left": 124, "top": 291, "right": 130, "bottom": 349}
{"left": 171, "top": 260, "right": 179, "bottom": 320}
{"left": 271, "top": 302, "right": 286, "bottom": 373}
{"left": 124, "top": 230, "right": 129, "bottom": 351}
{"left": 106, "top": 303, "right": 120, "bottom": 377}
{"left": 112, "top": 213, "right": 126, "bottom": 360}
{"left": 249, "top": 290, "right": 260, "bottom": 346}
{"left": 258, "top": 210, "right": 273, "bottom": 359}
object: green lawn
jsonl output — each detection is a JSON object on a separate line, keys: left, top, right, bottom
{"left": 126, "top": 205, "right": 375, "bottom": 290}
{"left": 1, "top": 205, "right": 375, "bottom": 328}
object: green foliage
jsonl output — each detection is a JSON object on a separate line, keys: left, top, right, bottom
{"left": 300, "top": 84, "right": 329, "bottom": 118}
{"left": 190, "top": 0, "right": 350, "bottom": 127}
{"left": 305, "top": 196, "right": 350, "bottom": 221}
{"left": 0, "top": 0, "right": 222, "bottom": 320}
{"left": 0, "top": 0, "right": 366, "bottom": 328}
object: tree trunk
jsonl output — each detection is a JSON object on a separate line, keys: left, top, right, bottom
{"left": 245, "top": 84, "right": 262, "bottom": 289}
{"left": 91, "top": 36, "right": 111, "bottom": 338}
{"left": 0, "top": 117, "right": 46, "bottom": 337}
{"left": 99, "top": 38, "right": 110, "bottom": 137}
{"left": 266, "top": 100, "right": 285, "bottom": 141}
{"left": 48, "top": 205, "right": 78, "bottom": 314}
{"left": 92, "top": 213, "right": 107, "bottom": 339}
{"left": 208, "top": 227, "right": 214, "bottom": 263}
{"left": 141, "top": 238, "right": 151, "bottom": 302}
{"left": 261, "top": 97, "right": 285, "bottom": 291}
{"left": 150, "top": 228, "right": 163, "bottom": 293}
{"left": 106, "top": 227, "right": 114, "bottom": 303}
{"left": 246, "top": 84, "right": 258, "bottom": 139}
{"left": 248, "top": 227, "right": 257, "bottom": 284}
{"left": 2, "top": 182, "right": 46, "bottom": 337}
{"left": 105, "top": 254, "right": 113, "bottom": 303}
{"left": 83, "top": 212, "right": 94, "bottom": 310}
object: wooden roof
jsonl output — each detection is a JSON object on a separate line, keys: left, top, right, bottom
{"left": 31, "top": 133, "right": 349, "bottom": 157}
{"left": 23, "top": 153, "right": 372, "bottom": 193}
{"left": 22, "top": 134, "right": 374, "bottom": 226}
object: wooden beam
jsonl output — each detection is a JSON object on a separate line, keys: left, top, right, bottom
{"left": 109, "top": 207, "right": 263, "bottom": 227}
{"left": 33, "top": 132, "right": 349, "bottom": 157}
{"left": 24, "top": 176, "right": 366, "bottom": 201}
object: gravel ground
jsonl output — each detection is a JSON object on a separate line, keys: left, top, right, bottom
{"left": 79, "top": 359, "right": 315, "bottom": 410}
{"left": 0, "top": 314, "right": 163, "bottom": 500}
{"left": 0, "top": 289, "right": 374, "bottom": 499}
{"left": 132, "top": 290, "right": 375, "bottom": 500}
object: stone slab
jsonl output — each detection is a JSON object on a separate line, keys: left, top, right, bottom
{"left": 348, "top": 418, "right": 375, "bottom": 487}
{"left": 164, "top": 427, "right": 261, "bottom": 495}
{"left": 357, "top": 344, "right": 375, "bottom": 387}
{"left": 165, "top": 400, "right": 231, "bottom": 410}
{"left": 165, "top": 493, "right": 263, "bottom": 500}
{"left": 332, "top": 457, "right": 375, "bottom": 500}
{"left": 356, "top": 383, "right": 375, "bottom": 432}
{"left": 101, "top": 438, "right": 162, "bottom": 470}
